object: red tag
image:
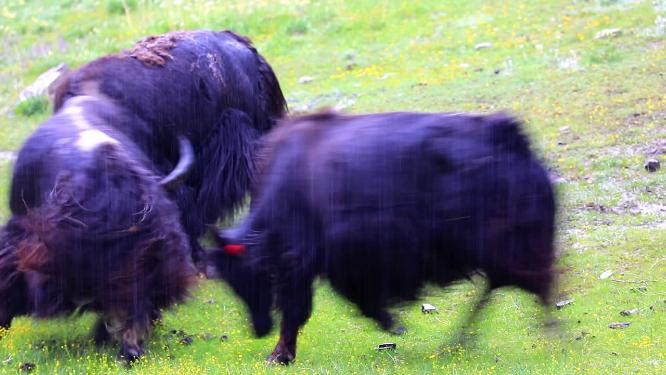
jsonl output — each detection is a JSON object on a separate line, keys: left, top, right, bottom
{"left": 224, "top": 244, "right": 246, "bottom": 256}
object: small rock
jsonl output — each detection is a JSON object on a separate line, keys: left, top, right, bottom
{"left": 575, "top": 330, "right": 590, "bottom": 340}
{"left": 333, "top": 97, "right": 356, "bottom": 111}
{"left": 474, "top": 42, "right": 492, "bottom": 50}
{"left": 179, "top": 336, "right": 193, "bottom": 345}
{"left": 205, "top": 299, "right": 215, "bottom": 304}
{"left": 421, "top": 303, "right": 437, "bottom": 313}
{"left": 595, "top": 28, "right": 622, "bottom": 40}
{"left": 377, "top": 342, "right": 396, "bottom": 350}
{"left": 559, "top": 126, "right": 570, "bottom": 133}
{"left": 620, "top": 308, "right": 639, "bottom": 316}
{"left": 2, "top": 356, "right": 12, "bottom": 365}
{"left": 298, "top": 76, "right": 314, "bottom": 84}
{"left": 220, "top": 334, "right": 229, "bottom": 341}
{"left": 0, "top": 151, "right": 17, "bottom": 162}
{"left": 18, "top": 63, "right": 69, "bottom": 103}
{"left": 556, "top": 299, "right": 574, "bottom": 309}
{"left": 171, "top": 329, "right": 186, "bottom": 337}
{"left": 549, "top": 173, "right": 567, "bottom": 184}
{"left": 608, "top": 322, "right": 631, "bottom": 329}
{"left": 644, "top": 159, "right": 660, "bottom": 172}
{"left": 599, "top": 270, "right": 614, "bottom": 280}
{"left": 19, "top": 363, "right": 35, "bottom": 372}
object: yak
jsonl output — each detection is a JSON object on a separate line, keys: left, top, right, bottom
{"left": 209, "top": 111, "right": 557, "bottom": 363}
{"left": 53, "top": 29, "right": 287, "bottom": 268}
{"left": 0, "top": 95, "right": 197, "bottom": 362}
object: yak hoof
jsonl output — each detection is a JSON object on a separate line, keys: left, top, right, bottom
{"left": 267, "top": 349, "right": 294, "bottom": 365}
{"left": 118, "top": 345, "right": 144, "bottom": 364}
{"left": 391, "top": 325, "right": 407, "bottom": 335}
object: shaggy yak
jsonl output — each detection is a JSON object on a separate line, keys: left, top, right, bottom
{"left": 209, "top": 111, "right": 557, "bottom": 363}
{"left": 54, "top": 29, "right": 287, "bottom": 268}
{"left": 0, "top": 96, "right": 197, "bottom": 362}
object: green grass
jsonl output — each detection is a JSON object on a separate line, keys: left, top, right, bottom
{"left": 1, "top": 0, "right": 665, "bottom": 373}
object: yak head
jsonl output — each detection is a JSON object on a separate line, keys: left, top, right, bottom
{"left": 208, "top": 228, "right": 274, "bottom": 337}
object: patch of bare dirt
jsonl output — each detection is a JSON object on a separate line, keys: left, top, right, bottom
{"left": 122, "top": 31, "right": 196, "bottom": 66}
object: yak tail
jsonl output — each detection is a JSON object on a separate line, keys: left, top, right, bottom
{"left": 484, "top": 112, "right": 532, "bottom": 157}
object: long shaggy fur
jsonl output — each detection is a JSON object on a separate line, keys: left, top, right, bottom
{"left": 0, "top": 97, "right": 197, "bottom": 360}
{"left": 210, "top": 111, "right": 557, "bottom": 363}
{"left": 53, "top": 30, "right": 287, "bottom": 265}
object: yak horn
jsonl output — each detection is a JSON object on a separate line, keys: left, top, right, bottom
{"left": 160, "top": 136, "right": 194, "bottom": 190}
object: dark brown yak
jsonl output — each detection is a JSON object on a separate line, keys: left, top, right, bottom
{"left": 210, "top": 111, "right": 557, "bottom": 363}
{"left": 54, "top": 30, "right": 287, "bottom": 268}
{"left": 0, "top": 96, "right": 197, "bottom": 362}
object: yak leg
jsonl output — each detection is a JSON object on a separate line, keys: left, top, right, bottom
{"left": 115, "top": 300, "right": 152, "bottom": 364}
{"left": 268, "top": 283, "right": 314, "bottom": 365}
{"left": 447, "top": 284, "right": 492, "bottom": 349}
{"left": 0, "top": 276, "right": 28, "bottom": 331}
{"left": 189, "top": 237, "right": 207, "bottom": 274}
{"left": 0, "top": 248, "right": 30, "bottom": 330}
{"left": 357, "top": 296, "right": 395, "bottom": 332}
{"left": 92, "top": 317, "right": 112, "bottom": 345}
{"left": 118, "top": 318, "right": 149, "bottom": 363}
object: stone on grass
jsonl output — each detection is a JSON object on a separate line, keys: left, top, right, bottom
{"left": 18, "top": 63, "right": 69, "bottom": 103}
{"left": 595, "top": 28, "right": 622, "bottom": 40}
{"left": 421, "top": 303, "right": 437, "bottom": 313}
{"left": 608, "top": 322, "right": 631, "bottom": 329}
{"left": 599, "top": 270, "right": 614, "bottom": 280}
{"left": 298, "top": 76, "right": 314, "bottom": 84}
{"left": 474, "top": 42, "right": 492, "bottom": 50}
{"left": 620, "top": 308, "right": 639, "bottom": 316}
{"left": 556, "top": 299, "right": 574, "bottom": 310}
{"left": 644, "top": 159, "right": 660, "bottom": 172}
{"left": 377, "top": 342, "right": 396, "bottom": 350}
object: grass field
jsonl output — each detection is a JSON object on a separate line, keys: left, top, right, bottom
{"left": 0, "top": 0, "right": 665, "bottom": 373}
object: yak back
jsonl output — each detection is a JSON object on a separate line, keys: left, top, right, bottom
{"left": 241, "top": 111, "right": 553, "bottom": 309}
{"left": 53, "top": 30, "right": 286, "bottom": 146}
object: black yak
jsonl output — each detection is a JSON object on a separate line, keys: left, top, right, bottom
{"left": 0, "top": 95, "right": 197, "bottom": 362}
{"left": 209, "top": 111, "right": 557, "bottom": 363}
{"left": 53, "top": 30, "right": 287, "bottom": 268}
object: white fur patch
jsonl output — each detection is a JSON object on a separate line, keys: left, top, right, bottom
{"left": 62, "top": 102, "right": 91, "bottom": 131}
{"left": 75, "top": 129, "right": 119, "bottom": 151}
